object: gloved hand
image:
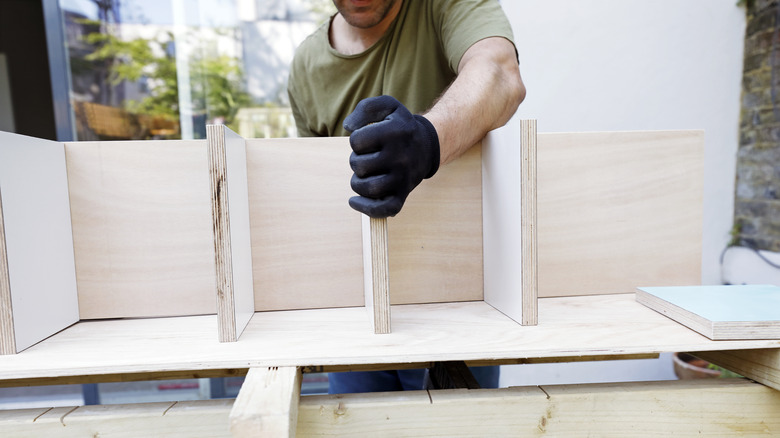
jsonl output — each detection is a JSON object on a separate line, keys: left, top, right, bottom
{"left": 343, "top": 95, "right": 440, "bottom": 218}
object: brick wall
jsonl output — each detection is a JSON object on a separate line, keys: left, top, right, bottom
{"left": 736, "top": 0, "right": 780, "bottom": 251}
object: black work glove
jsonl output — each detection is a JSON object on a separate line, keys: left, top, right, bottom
{"left": 343, "top": 95, "right": 440, "bottom": 218}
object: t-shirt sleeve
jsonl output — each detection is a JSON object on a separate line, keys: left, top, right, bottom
{"left": 434, "top": 0, "right": 516, "bottom": 73}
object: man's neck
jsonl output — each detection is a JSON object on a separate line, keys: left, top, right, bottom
{"left": 329, "top": 1, "right": 403, "bottom": 55}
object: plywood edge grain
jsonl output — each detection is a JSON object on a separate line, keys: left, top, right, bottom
{"left": 365, "top": 216, "right": 390, "bottom": 334}
{"left": 482, "top": 118, "right": 537, "bottom": 326}
{"left": 0, "top": 189, "right": 16, "bottom": 355}
{"left": 207, "top": 124, "right": 237, "bottom": 343}
{"left": 520, "top": 119, "right": 538, "bottom": 325}
{"left": 635, "top": 289, "right": 715, "bottom": 339}
{"left": 208, "top": 125, "right": 255, "bottom": 342}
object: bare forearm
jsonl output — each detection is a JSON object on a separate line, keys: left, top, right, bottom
{"left": 424, "top": 37, "right": 526, "bottom": 165}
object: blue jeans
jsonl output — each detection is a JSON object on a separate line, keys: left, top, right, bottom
{"left": 328, "top": 366, "right": 499, "bottom": 394}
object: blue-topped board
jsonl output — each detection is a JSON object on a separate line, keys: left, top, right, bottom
{"left": 636, "top": 284, "right": 780, "bottom": 340}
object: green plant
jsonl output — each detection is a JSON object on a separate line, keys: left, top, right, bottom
{"left": 80, "top": 23, "right": 252, "bottom": 128}
{"left": 706, "top": 363, "right": 743, "bottom": 378}
{"left": 737, "top": 0, "right": 755, "bottom": 9}
{"left": 729, "top": 220, "right": 743, "bottom": 247}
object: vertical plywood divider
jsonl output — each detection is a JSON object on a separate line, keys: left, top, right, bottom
{"left": 482, "top": 118, "right": 538, "bottom": 326}
{"left": 207, "top": 125, "right": 255, "bottom": 343}
{"left": 0, "top": 132, "right": 80, "bottom": 354}
{"left": 362, "top": 215, "right": 391, "bottom": 334}
{"left": 520, "top": 120, "right": 538, "bottom": 325}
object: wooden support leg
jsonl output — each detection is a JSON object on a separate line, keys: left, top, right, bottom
{"left": 424, "top": 361, "right": 481, "bottom": 390}
{"left": 230, "top": 366, "right": 302, "bottom": 438}
{"left": 362, "top": 215, "right": 391, "bottom": 334}
{"left": 696, "top": 349, "right": 780, "bottom": 391}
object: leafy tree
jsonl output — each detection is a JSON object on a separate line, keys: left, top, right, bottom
{"left": 80, "top": 21, "right": 251, "bottom": 132}
{"left": 190, "top": 53, "right": 252, "bottom": 124}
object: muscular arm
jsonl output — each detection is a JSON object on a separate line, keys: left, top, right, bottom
{"left": 423, "top": 37, "right": 526, "bottom": 165}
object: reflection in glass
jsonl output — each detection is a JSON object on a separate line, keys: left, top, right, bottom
{"left": 59, "top": 0, "right": 334, "bottom": 140}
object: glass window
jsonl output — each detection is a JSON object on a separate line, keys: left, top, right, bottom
{"left": 59, "top": 0, "right": 334, "bottom": 140}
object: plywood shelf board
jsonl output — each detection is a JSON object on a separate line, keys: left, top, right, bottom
{"left": 0, "top": 294, "right": 777, "bottom": 381}
{"left": 637, "top": 285, "right": 780, "bottom": 340}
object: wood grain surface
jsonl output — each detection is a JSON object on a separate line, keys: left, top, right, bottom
{"left": 537, "top": 130, "right": 704, "bottom": 297}
{"left": 66, "top": 140, "right": 217, "bottom": 319}
{"left": 0, "top": 294, "right": 777, "bottom": 381}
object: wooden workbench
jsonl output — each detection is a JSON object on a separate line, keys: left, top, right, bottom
{"left": 0, "top": 294, "right": 778, "bottom": 436}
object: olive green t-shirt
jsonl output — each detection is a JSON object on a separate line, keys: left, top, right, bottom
{"left": 287, "top": 0, "right": 515, "bottom": 137}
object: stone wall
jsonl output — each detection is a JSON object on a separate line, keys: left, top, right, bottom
{"left": 736, "top": 0, "right": 780, "bottom": 251}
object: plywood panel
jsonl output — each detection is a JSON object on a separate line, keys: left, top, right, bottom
{"left": 388, "top": 144, "right": 483, "bottom": 304}
{"left": 637, "top": 284, "right": 780, "bottom": 340}
{"left": 0, "top": 295, "right": 778, "bottom": 380}
{"left": 67, "top": 136, "right": 483, "bottom": 319}
{"left": 247, "top": 138, "right": 483, "bottom": 311}
{"left": 246, "top": 138, "right": 364, "bottom": 311}
{"left": 483, "top": 119, "right": 537, "bottom": 325}
{"left": 66, "top": 140, "right": 216, "bottom": 319}
{"left": 537, "top": 130, "right": 704, "bottom": 297}
{"left": 0, "top": 132, "right": 79, "bottom": 353}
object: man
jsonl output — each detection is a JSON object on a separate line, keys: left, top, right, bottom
{"left": 288, "top": 0, "right": 525, "bottom": 392}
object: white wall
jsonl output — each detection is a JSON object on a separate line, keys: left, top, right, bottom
{"left": 508, "top": 0, "right": 745, "bottom": 285}
{"left": 499, "top": 0, "right": 746, "bottom": 386}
